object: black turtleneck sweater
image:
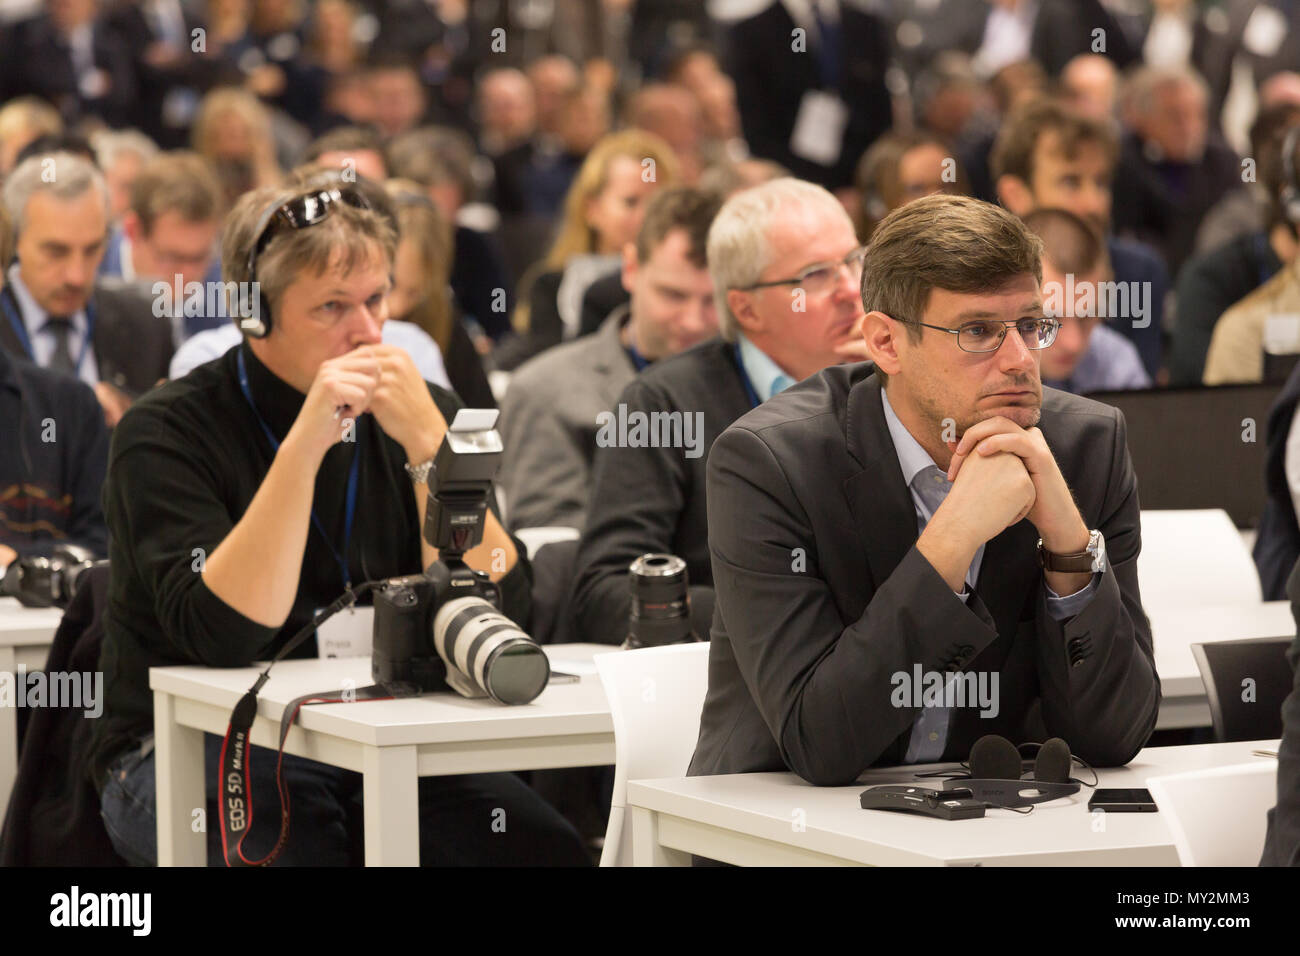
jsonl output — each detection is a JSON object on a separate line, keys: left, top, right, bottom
{"left": 89, "top": 342, "right": 530, "bottom": 785}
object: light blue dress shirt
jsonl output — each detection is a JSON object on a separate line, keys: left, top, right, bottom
{"left": 737, "top": 333, "right": 795, "bottom": 403}
{"left": 880, "top": 388, "right": 1099, "bottom": 762}
{"left": 6, "top": 263, "right": 99, "bottom": 386}
{"left": 1043, "top": 324, "right": 1152, "bottom": 395}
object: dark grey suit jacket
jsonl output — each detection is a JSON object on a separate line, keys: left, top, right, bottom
{"left": 688, "top": 364, "right": 1159, "bottom": 786}
{"left": 1261, "top": 558, "right": 1300, "bottom": 866}
{"left": 0, "top": 278, "right": 172, "bottom": 399}
{"left": 571, "top": 338, "right": 754, "bottom": 644}
{"left": 499, "top": 308, "right": 636, "bottom": 531}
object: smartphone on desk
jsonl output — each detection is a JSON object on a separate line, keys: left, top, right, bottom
{"left": 1088, "top": 788, "right": 1158, "bottom": 812}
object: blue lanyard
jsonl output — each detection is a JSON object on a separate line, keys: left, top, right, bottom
{"left": 733, "top": 342, "right": 761, "bottom": 409}
{"left": 237, "top": 347, "right": 360, "bottom": 590}
{"left": 2, "top": 286, "right": 97, "bottom": 377}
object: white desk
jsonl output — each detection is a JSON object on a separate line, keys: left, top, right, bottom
{"left": 0, "top": 598, "right": 64, "bottom": 815}
{"left": 627, "top": 739, "right": 1279, "bottom": 866}
{"left": 1150, "top": 602, "right": 1295, "bottom": 729}
{"left": 150, "top": 644, "right": 616, "bottom": 866}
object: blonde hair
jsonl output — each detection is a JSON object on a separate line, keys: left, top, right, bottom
{"left": 192, "top": 87, "right": 275, "bottom": 163}
{"left": 0, "top": 97, "right": 62, "bottom": 172}
{"left": 385, "top": 178, "right": 455, "bottom": 351}
{"left": 544, "top": 129, "right": 680, "bottom": 269}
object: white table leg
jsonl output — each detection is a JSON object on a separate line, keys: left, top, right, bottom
{"left": 362, "top": 744, "right": 419, "bottom": 866}
{"left": 631, "top": 806, "right": 691, "bottom": 866}
{"left": 154, "top": 689, "right": 206, "bottom": 866}
{"left": 0, "top": 646, "right": 17, "bottom": 820}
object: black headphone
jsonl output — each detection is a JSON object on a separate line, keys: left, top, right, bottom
{"left": 1279, "top": 124, "right": 1300, "bottom": 227}
{"left": 917, "top": 735, "right": 1097, "bottom": 810}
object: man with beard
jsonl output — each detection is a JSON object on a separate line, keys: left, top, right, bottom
{"left": 690, "top": 194, "right": 1157, "bottom": 784}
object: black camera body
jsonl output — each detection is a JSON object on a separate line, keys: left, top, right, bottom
{"left": 371, "top": 410, "right": 550, "bottom": 705}
{"left": 372, "top": 561, "right": 501, "bottom": 694}
{"left": 1, "top": 544, "right": 100, "bottom": 608}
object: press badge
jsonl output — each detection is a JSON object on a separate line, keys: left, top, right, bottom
{"left": 790, "top": 90, "right": 849, "bottom": 166}
{"left": 316, "top": 604, "right": 374, "bottom": 659}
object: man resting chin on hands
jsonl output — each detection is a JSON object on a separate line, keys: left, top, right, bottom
{"left": 690, "top": 194, "right": 1157, "bottom": 787}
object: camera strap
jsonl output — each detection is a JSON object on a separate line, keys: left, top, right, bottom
{"left": 217, "top": 581, "right": 407, "bottom": 867}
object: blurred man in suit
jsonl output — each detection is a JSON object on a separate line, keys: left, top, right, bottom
{"left": 0, "top": 193, "right": 109, "bottom": 570}
{"left": 571, "top": 177, "right": 868, "bottom": 644}
{"left": 500, "top": 187, "right": 722, "bottom": 532}
{"left": 690, "top": 194, "right": 1157, "bottom": 784}
{"left": 0, "top": 0, "right": 136, "bottom": 128}
{"left": 1111, "top": 65, "right": 1242, "bottom": 278}
{"left": 1024, "top": 208, "right": 1150, "bottom": 395}
{"left": 994, "top": 97, "right": 1167, "bottom": 381}
{"left": 98, "top": 150, "right": 226, "bottom": 343}
{"left": 722, "top": 0, "right": 892, "bottom": 192}
{"left": 1, "top": 152, "right": 172, "bottom": 426}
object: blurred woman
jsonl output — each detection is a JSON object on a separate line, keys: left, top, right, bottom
{"left": 498, "top": 129, "right": 679, "bottom": 370}
{"left": 386, "top": 180, "right": 496, "bottom": 408}
{"left": 191, "top": 87, "right": 282, "bottom": 205}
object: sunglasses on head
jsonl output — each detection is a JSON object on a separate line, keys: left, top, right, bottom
{"left": 251, "top": 186, "right": 372, "bottom": 259}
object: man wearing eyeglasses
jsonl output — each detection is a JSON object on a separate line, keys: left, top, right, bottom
{"left": 90, "top": 182, "right": 590, "bottom": 865}
{"left": 571, "top": 177, "right": 868, "bottom": 646}
{"left": 97, "top": 150, "right": 227, "bottom": 344}
{"left": 690, "top": 194, "right": 1157, "bottom": 785}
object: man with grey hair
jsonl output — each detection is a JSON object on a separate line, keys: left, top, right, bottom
{"left": 0, "top": 151, "right": 171, "bottom": 425}
{"left": 1113, "top": 65, "right": 1241, "bottom": 276}
{"left": 570, "top": 177, "right": 868, "bottom": 644}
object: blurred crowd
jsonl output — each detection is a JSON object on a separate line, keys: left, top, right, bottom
{"left": 6, "top": 0, "right": 1300, "bottom": 861}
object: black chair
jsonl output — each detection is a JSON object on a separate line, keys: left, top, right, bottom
{"left": 1085, "top": 383, "right": 1280, "bottom": 528}
{"left": 0, "top": 564, "right": 126, "bottom": 866}
{"left": 1192, "top": 637, "right": 1295, "bottom": 742}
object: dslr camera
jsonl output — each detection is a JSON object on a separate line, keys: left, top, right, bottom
{"left": 1, "top": 544, "right": 100, "bottom": 608}
{"left": 371, "top": 409, "right": 550, "bottom": 705}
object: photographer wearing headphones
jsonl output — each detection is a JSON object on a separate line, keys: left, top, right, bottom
{"left": 90, "top": 181, "right": 589, "bottom": 866}
{"left": 690, "top": 194, "right": 1158, "bottom": 786}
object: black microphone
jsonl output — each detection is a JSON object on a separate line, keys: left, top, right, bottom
{"left": 969, "top": 734, "right": 1022, "bottom": 781}
{"left": 1034, "top": 737, "right": 1071, "bottom": 783}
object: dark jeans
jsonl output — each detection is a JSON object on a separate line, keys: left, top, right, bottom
{"left": 100, "top": 734, "right": 591, "bottom": 866}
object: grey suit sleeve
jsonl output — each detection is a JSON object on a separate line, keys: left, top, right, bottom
{"left": 499, "top": 378, "right": 590, "bottom": 531}
{"left": 707, "top": 425, "right": 1005, "bottom": 786}
{"left": 1032, "top": 408, "right": 1159, "bottom": 766}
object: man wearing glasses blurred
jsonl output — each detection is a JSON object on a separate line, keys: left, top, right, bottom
{"left": 690, "top": 194, "right": 1157, "bottom": 785}
{"left": 571, "top": 177, "right": 868, "bottom": 645}
{"left": 90, "top": 182, "right": 589, "bottom": 865}
{"left": 97, "top": 150, "right": 227, "bottom": 343}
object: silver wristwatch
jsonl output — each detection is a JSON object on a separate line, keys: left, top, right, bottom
{"left": 1037, "top": 529, "right": 1106, "bottom": 574}
{"left": 404, "top": 456, "right": 435, "bottom": 484}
